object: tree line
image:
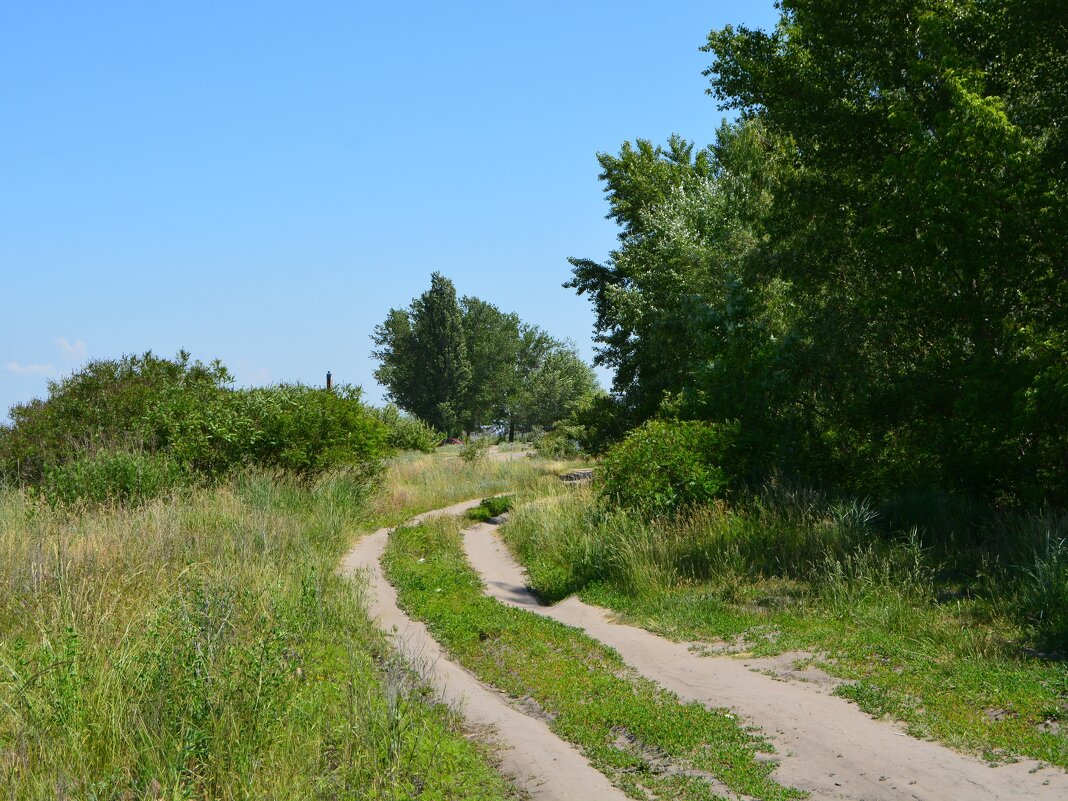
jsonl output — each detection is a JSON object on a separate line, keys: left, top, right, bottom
{"left": 568, "top": 0, "right": 1066, "bottom": 505}
{"left": 371, "top": 273, "right": 599, "bottom": 439}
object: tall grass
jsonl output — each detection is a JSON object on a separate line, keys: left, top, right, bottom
{"left": 501, "top": 485, "right": 1068, "bottom": 766}
{"left": 369, "top": 451, "right": 571, "bottom": 522}
{"left": 505, "top": 485, "right": 1068, "bottom": 649}
{"left": 0, "top": 464, "right": 527, "bottom": 799}
{"left": 505, "top": 486, "right": 930, "bottom": 606}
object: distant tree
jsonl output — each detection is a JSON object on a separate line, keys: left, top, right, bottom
{"left": 459, "top": 296, "right": 523, "bottom": 431}
{"left": 511, "top": 346, "right": 599, "bottom": 433}
{"left": 373, "top": 275, "right": 600, "bottom": 440}
{"left": 372, "top": 273, "right": 471, "bottom": 436}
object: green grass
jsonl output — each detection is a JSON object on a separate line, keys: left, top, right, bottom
{"left": 465, "top": 495, "right": 514, "bottom": 523}
{"left": 0, "top": 454, "right": 567, "bottom": 799}
{"left": 382, "top": 516, "right": 805, "bottom": 801}
{"left": 501, "top": 489, "right": 1068, "bottom": 769}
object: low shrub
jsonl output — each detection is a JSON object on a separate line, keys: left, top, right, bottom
{"left": 40, "top": 449, "right": 186, "bottom": 508}
{"left": 1, "top": 353, "right": 391, "bottom": 506}
{"left": 0, "top": 351, "right": 228, "bottom": 484}
{"left": 459, "top": 438, "right": 491, "bottom": 464}
{"left": 243, "top": 385, "right": 389, "bottom": 477}
{"left": 532, "top": 426, "right": 582, "bottom": 459}
{"left": 373, "top": 406, "right": 440, "bottom": 453}
{"left": 466, "top": 494, "right": 513, "bottom": 522}
{"left": 600, "top": 419, "right": 736, "bottom": 518}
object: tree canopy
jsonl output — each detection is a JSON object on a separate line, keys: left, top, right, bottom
{"left": 373, "top": 274, "right": 598, "bottom": 438}
{"left": 570, "top": 0, "right": 1068, "bottom": 503}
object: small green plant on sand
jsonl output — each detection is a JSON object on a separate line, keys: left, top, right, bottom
{"left": 466, "top": 495, "right": 513, "bottom": 522}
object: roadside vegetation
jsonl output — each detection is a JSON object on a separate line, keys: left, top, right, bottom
{"left": 486, "top": 0, "right": 1068, "bottom": 773}
{"left": 372, "top": 273, "right": 599, "bottom": 440}
{"left": 0, "top": 351, "right": 573, "bottom": 798}
{"left": 502, "top": 484, "right": 1068, "bottom": 768}
{"left": 382, "top": 515, "right": 804, "bottom": 801}
{"left": 2, "top": 1, "right": 1065, "bottom": 795}
{"left": 0, "top": 467, "right": 532, "bottom": 799}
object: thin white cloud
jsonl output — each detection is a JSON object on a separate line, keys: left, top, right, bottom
{"left": 56, "top": 337, "right": 88, "bottom": 361}
{"left": 6, "top": 361, "right": 57, "bottom": 376}
{"left": 235, "top": 362, "right": 272, "bottom": 386}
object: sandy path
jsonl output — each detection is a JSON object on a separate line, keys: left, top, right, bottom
{"left": 488, "top": 446, "right": 533, "bottom": 462}
{"left": 463, "top": 519, "right": 1068, "bottom": 801}
{"left": 338, "top": 500, "right": 628, "bottom": 801}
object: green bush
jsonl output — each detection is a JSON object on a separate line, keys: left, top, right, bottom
{"left": 467, "top": 495, "right": 513, "bottom": 522}
{"left": 40, "top": 450, "right": 186, "bottom": 508}
{"left": 533, "top": 427, "right": 582, "bottom": 459}
{"left": 600, "top": 419, "right": 736, "bottom": 517}
{"left": 459, "top": 438, "right": 491, "bottom": 463}
{"left": 372, "top": 406, "right": 440, "bottom": 453}
{"left": 0, "top": 351, "right": 230, "bottom": 484}
{"left": 1, "top": 353, "right": 391, "bottom": 503}
{"left": 572, "top": 394, "right": 634, "bottom": 455}
{"left": 241, "top": 385, "right": 389, "bottom": 477}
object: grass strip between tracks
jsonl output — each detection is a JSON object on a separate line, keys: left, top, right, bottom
{"left": 382, "top": 516, "right": 805, "bottom": 801}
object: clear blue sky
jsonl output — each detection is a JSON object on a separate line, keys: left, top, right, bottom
{"left": 1, "top": 1, "right": 779, "bottom": 416}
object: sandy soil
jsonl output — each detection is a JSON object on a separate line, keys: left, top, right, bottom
{"left": 338, "top": 500, "right": 628, "bottom": 801}
{"left": 462, "top": 520, "right": 1068, "bottom": 801}
{"left": 487, "top": 445, "right": 533, "bottom": 462}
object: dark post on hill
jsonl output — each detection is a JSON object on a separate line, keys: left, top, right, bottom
{"left": 326, "top": 371, "right": 333, "bottom": 392}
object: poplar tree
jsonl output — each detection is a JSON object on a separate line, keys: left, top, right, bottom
{"left": 372, "top": 273, "right": 471, "bottom": 436}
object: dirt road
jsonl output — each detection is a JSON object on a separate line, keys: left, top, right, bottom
{"left": 341, "top": 495, "right": 1068, "bottom": 800}
{"left": 462, "top": 518, "right": 1068, "bottom": 801}
{"left": 339, "top": 500, "right": 628, "bottom": 801}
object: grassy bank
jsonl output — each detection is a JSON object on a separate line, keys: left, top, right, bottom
{"left": 0, "top": 453, "right": 561, "bottom": 799}
{"left": 382, "top": 515, "right": 804, "bottom": 801}
{"left": 502, "top": 487, "right": 1068, "bottom": 769}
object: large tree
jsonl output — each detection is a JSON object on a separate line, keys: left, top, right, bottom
{"left": 458, "top": 296, "right": 523, "bottom": 431}
{"left": 374, "top": 275, "right": 599, "bottom": 439}
{"left": 570, "top": 0, "right": 1068, "bottom": 502}
{"left": 372, "top": 273, "right": 471, "bottom": 436}
{"left": 702, "top": 0, "right": 1068, "bottom": 499}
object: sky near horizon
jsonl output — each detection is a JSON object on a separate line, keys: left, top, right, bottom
{"left": 1, "top": 1, "right": 780, "bottom": 417}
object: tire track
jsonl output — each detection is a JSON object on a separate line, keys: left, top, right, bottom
{"left": 461, "top": 518, "right": 1068, "bottom": 801}
{"left": 339, "top": 500, "right": 628, "bottom": 801}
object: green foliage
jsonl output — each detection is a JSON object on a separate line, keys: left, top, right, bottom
{"left": 0, "top": 351, "right": 229, "bottom": 484}
{"left": 373, "top": 274, "right": 599, "bottom": 439}
{"left": 0, "top": 352, "right": 390, "bottom": 506}
{"left": 532, "top": 427, "right": 582, "bottom": 460}
{"left": 569, "top": 1, "right": 1068, "bottom": 504}
{"left": 373, "top": 405, "right": 441, "bottom": 453}
{"left": 459, "top": 437, "right": 492, "bottom": 464}
{"left": 600, "top": 420, "right": 734, "bottom": 518}
{"left": 40, "top": 449, "right": 186, "bottom": 508}
{"left": 571, "top": 394, "right": 635, "bottom": 455}
{"left": 466, "top": 494, "right": 513, "bottom": 522}
{"left": 510, "top": 348, "right": 599, "bottom": 434}
{"left": 458, "top": 296, "right": 527, "bottom": 431}
{"left": 240, "top": 384, "right": 388, "bottom": 477}
{"left": 372, "top": 273, "right": 472, "bottom": 436}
